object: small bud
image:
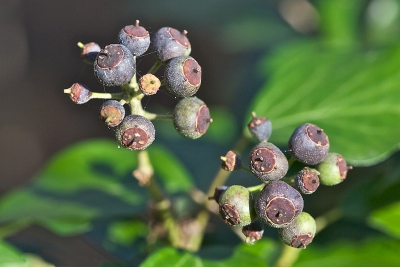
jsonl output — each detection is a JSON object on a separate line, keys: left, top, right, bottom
{"left": 221, "top": 151, "right": 242, "bottom": 171}
{"left": 99, "top": 100, "right": 125, "bottom": 127}
{"left": 248, "top": 112, "right": 272, "bottom": 142}
{"left": 139, "top": 74, "right": 161, "bottom": 95}
{"left": 64, "top": 83, "right": 92, "bottom": 104}
{"left": 295, "top": 167, "right": 320, "bottom": 194}
{"left": 209, "top": 186, "right": 228, "bottom": 204}
{"left": 242, "top": 220, "right": 264, "bottom": 244}
{"left": 78, "top": 42, "right": 101, "bottom": 65}
{"left": 278, "top": 212, "right": 316, "bottom": 248}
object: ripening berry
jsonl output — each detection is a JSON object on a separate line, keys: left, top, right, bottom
{"left": 173, "top": 97, "right": 212, "bottom": 139}
{"left": 317, "top": 153, "right": 352, "bottom": 186}
{"left": 242, "top": 221, "right": 264, "bottom": 244}
{"left": 288, "top": 123, "right": 330, "bottom": 165}
{"left": 94, "top": 44, "right": 136, "bottom": 86}
{"left": 278, "top": 212, "right": 316, "bottom": 249}
{"left": 115, "top": 115, "right": 155, "bottom": 150}
{"left": 99, "top": 100, "right": 125, "bottom": 127}
{"left": 295, "top": 167, "right": 320, "bottom": 194}
{"left": 255, "top": 181, "right": 304, "bottom": 228}
{"left": 218, "top": 185, "right": 256, "bottom": 227}
{"left": 64, "top": 83, "right": 92, "bottom": 104}
{"left": 79, "top": 42, "right": 101, "bottom": 65}
{"left": 118, "top": 20, "right": 150, "bottom": 56}
{"left": 151, "top": 27, "right": 191, "bottom": 62}
{"left": 164, "top": 56, "right": 201, "bottom": 97}
{"left": 248, "top": 142, "right": 288, "bottom": 182}
{"left": 248, "top": 112, "right": 272, "bottom": 142}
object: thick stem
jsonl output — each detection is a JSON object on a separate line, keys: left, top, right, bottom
{"left": 148, "top": 60, "right": 163, "bottom": 74}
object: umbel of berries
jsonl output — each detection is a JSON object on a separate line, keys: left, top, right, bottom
{"left": 255, "top": 181, "right": 304, "bottom": 228}
{"left": 249, "top": 142, "right": 289, "bottom": 182}
{"left": 165, "top": 56, "right": 202, "bottom": 97}
{"left": 151, "top": 27, "right": 191, "bottom": 62}
{"left": 248, "top": 112, "right": 272, "bottom": 142}
{"left": 94, "top": 44, "right": 136, "bottom": 87}
{"left": 288, "top": 123, "right": 330, "bottom": 165}
{"left": 115, "top": 115, "right": 155, "bottom": 150}
{"left": 118, "top": 20, "right": 150, "bottom": 56}
{"left": 278, "top": 212, "right": 316, "bottom": 249}
{"left": 317, "top": 152, "right": 352, "bottom": 186}
{"left": 173, "top": 97, "right": 212, "bottom": 139}
{"left": 99, "top": 100, "right": 125, "bottom": 127}
{"left": 218, "top": 185, "right": 256, "bottom": 227}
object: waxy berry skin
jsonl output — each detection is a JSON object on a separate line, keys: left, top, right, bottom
{"left": 94, "top": 44, "right": 136, "bottom": 87}
{"left": 151, "top": 27, "right": 191, "bottom": 62}
{"left": 65, "top": 83, "right": 92, "bottom": 104}
{"left": 80, "top": 42, "right": 101, "bottom": 65}
{"left": 248, "top": 113, "right": 272, "bottom": 142}
{"left": 164, "top": 56, "right": 201, "bottom": 98}
{"left": 288, "top": 123, "right": 330, "bottom": 165}
{"left": 99, "top": 100, "right": 125, "bottom": 127}
{"left": 295, "top": 168, "right": 320, "bottom": 194}
{"left": 278, "top": 212, "right": 316, "bottom": 249}
{"left": 218, "top": 185, "right": 256, "bottom": 227}
{"left": 115, "top": 115, "right": 155, "bottom": 150}
{"left": 248, "top": 142, "right": 289, "bottom": 182}
{"left": 255, "top": 181, "right": 304, "bottom": 228}
{"left": 118, "top": 21, "right": 150, "bottom": 56}
{"left": 173, "top": 97, "right": 212, "bottom": 139}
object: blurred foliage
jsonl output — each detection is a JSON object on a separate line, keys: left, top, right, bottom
{"left": 1, "top": 0, "right": 400, "bottom": 265}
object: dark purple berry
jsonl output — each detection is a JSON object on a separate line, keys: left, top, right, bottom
{"left": 79, "top": 42, "right": 101, "bottom": 65}
{"left": 295, "top": 167, "right": 320, "bottom": 194}
{"left": 115, "top": 115, "right": 155, "bottom": 150}
{"left": 218, "top": 185, "right": 256, "bottom": 227}
{"left": 151, "top": 27, "right": 191, "bottom": 62}
{"left": 64, "top": 83, "right": 92, "bottom": 104}
{"left": 317, "top": 153, "right": 352, "bottom": 186}
{"left": 99, "top": 100, "right": 125, "bottom": 127}
{"left": 248, "top": 112, "right": 272, "bottom": 142}
{"left": 242, "top": 221, "right": 264, "bottom": 244}
{"left": 288, "top": 123, "right": 330, "bottom": 165}
{"left": 173, "top": 97, "right": 212, "bottom": 139}
{"left": 278, "top": 212, "right": 316, "bottom": 248}
{"left": 94, "top": 44, "right": 136, "bottom": 87}
{"left": 118, "top": 20, "right": 150, "bottom": 56}
{"left": 221, "top": 150, "right": 242, "bottom": 171}
{"left": 138, "top": 73, "right": 161, "bottom": 95}
{"left": 249, "top": 142, "right": 288, "bottom": 182}
{"left": 164, "top": 56, "right": 201, "bottom": 97}
{"left": 255, "top": 181, "right": 304, "bottom": 228}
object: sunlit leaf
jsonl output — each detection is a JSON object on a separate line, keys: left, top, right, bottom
{"left": 248, "top": 42, "right": 400, "bottom": 166}
{"left": 368, "top": 201, "right": 400, "bottom": 239}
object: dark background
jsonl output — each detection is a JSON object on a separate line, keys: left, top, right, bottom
{"left": 0, "top": 0, "right": 318, "bottom": 265}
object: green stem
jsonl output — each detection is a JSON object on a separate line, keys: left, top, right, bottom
{"left": 144, "top": 112, "right": 173, "bottom": 120}
{"left": 148, "top": 60, "right": 163, "bottom": 74}
{"left": 90, "top": 92, "right": 125, "bottom": 100}
{"left": 186, "top": 133, "right": 251, "bottom": 251}
{"left": 247, "top": 183, "right": 266, "bottom": 193}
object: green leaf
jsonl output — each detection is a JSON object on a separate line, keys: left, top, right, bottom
{"left": 203, "top": 107, "right": 238, "bottom": 145}
{"left": 368, "top": 201, "right": 400, "bottom": 238}
{"left": 149, "top": 144, "right": 194, "bottom": 193}
{"left": 0, "top": 240, "right": 24, "bottom": 264}
{"left": 294, "top": 237, "right": 400, "bottom": 267}
{"left": 248, "top": 42, "right": 400, "bottom": 166}
{"left": 108, "top": 220, "right": 148, "bottom": 246}
{"left": 0, "top": 189, "right": 99, "bottom": 235}
{"left": 139, "top": 239, "right": 277, "bottom": 267}
{"left": 34, "top": 139, "right": 144, "bottom": 205}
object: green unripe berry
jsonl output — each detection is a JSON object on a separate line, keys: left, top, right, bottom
{"left": 218, "top": 185, "right": 257, "bottom": 227}
{"left": 173, "top": 97, "right": 212, "bottom": 139}
{"left": 317, "top": 153, "right": 352, "bottom": 186}
{"left": 278, "top": 212, "right": 316, "bottom": 249}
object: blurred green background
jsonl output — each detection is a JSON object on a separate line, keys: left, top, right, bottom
{"left": 1, "top": 0, "right": 400, "bottom": 266}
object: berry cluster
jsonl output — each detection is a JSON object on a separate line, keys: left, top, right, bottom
{"left": 217, "top": 113, "right": 352, "bottom": 248}
{"left": 64, "top": 21, "right": 212, "bottom": 149}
